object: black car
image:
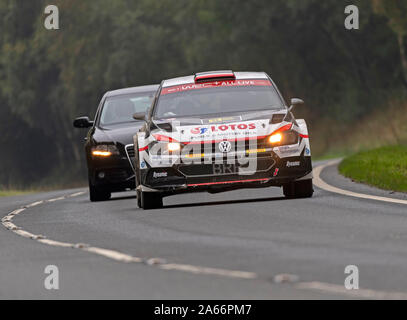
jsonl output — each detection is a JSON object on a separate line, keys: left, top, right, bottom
{"left": 74, "top": 85, "right": 159, "bottom": 201}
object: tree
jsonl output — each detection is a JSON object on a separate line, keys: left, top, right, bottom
{"left": 372, "top": 0, "right": 407, "bottom": 86}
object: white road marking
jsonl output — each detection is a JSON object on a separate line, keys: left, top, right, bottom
{"left": 68, "top": 192, "right": 86, "bottom": 198}
{"left": 38, "top": 239, "right": 74, "bottom": 248}
{"left": 297, "top": 282, "right": 407, "bottom": 300}
{"left": 26, "top": 200, "right": 44, "bottom": 208}
{"left": 313, "top": 160, "right": 407, "bottom": 205}
{"left": 1, "top": 191, "right": 257, "bottom": 280}
{"left": 83, "top": 247, "right": 143, "bottom": 263}
{"left": 3, "top": 188, "right": 407, "bottom": 298}
{"left": 159, "top": 263, "right": 257, "bottom": 279}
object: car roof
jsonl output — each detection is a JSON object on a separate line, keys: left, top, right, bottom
{"left": 106, "top": 84, "right": 159, "bottom": 97}
{"left": 162, "top": 71, "right": 269, "bottom": 88}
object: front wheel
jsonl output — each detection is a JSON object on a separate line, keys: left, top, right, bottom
{"left": 140, "top": 191, "right": 163, "bottom": 210}
{"left": 283, "top": 179, "right": 314, "bottom": 199}
{"left": 136, "top": 189, "right": 142, "bottom": 208}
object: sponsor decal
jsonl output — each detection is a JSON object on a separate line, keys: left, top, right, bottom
{"left": 161, "top": 79, "right": 272, "bottom": 95}
{"left": 211, "top": 123, "right": 256, "bottom": 132}
{"left": 286, "top": 161, "right": 300, "bottom": 168}
{"left": 273, "top": 168, "right": 279, "bottom": 177}
{"left": 140, "top": 161, "right": 146, "bottom": 169}
{"left": 185, "top": 134, "right": 267, "bottom": 145}
{"left": 206, "top": 116, "right": 240, "bottom": 123}
{"left": 278, "top": 146, "right": 299, "bottom": 155}
{"left": 153, "top": 172, "right": 168, "bottom": 178}
{"left": 190, "top": 127, "right": 208, "bottom": 135}
{"left": 305, "top": 147, "right": 311, "bottom": 156}
{"left": 218, "top": 141, "right": 232, "bottom": 153}
{"left": 189, "top": 123, "right": 257, "bottom": 135}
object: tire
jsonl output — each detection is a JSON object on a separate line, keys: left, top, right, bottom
{"left": 136, "top": 189, "right": 142, "bottom": 208}
{"left": 283, "top": 179, "right": 313, "bottom": 199}
{"left": 134, "top": 139, "right": 142, "bottom": 209}
{"left": 89, "top": 180, "right": 111, "bottom": 202}
{"left": 140, "top": 191, "right": 163, "bottom": 210}
{"left": 134, "top": 138, "right": 163, "bottom": 210}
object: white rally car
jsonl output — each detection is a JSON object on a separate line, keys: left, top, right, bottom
{"left": 133, "top": 71, "right": 313, "bottom": 209}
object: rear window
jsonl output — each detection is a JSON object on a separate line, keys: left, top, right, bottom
{"left": 154, "top": 79, "right": 284, "bottom": 119}
{"left": 100, "top": 92, "right": 154, "bottom": 126}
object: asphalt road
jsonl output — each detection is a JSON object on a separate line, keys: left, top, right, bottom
{"left": 1, "top": 160, "right": 407, "bottom": 299}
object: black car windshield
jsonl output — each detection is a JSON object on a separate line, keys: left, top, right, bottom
{"left": 99, "top": 92, "right": 154, "bottom": 126}
{"left": 154, "top": 80, "right": 284, "bottom": 119}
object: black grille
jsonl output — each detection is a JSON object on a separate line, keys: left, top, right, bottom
{"left": 179, "top": 164, "right": 214, "bottom": 176}
{"left": 178, "top": 159, "right": 274, "bottom": 176}
{"left": 125, "top": 145, "right": 136, "bottom": 172}
{"left": 102, "top": 169, "right": 132, "bottom": 183}
{"left": 126, "top": 145, "right": 135, "bottom": 158}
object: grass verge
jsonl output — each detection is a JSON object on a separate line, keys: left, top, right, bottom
{"left": 339, "top": 145, "right": 407, "bottom": 193}
{"left": 0, "top": 190, "right": 33, "bottom": 197}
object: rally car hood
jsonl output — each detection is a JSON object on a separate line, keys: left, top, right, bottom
{"left": 152, "top": 109, "right": 291, "bottom": 143}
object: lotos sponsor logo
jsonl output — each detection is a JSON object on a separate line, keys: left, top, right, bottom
{"left": 190, "top": 123, "right": 256, "bottom": 134}
{"left": 191, "top": 127, "right": 208, "bottom": 135}
{"left": 211, "top": 123, "right": 256, "bottom": 132}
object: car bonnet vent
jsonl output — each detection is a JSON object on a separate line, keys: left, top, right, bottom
{"left": 270, "top": 114, "right": 286, "bottom": 124}
{"left": 156, "top": 122, "right": 173, "bottom": 132}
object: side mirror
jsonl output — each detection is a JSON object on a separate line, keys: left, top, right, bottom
{"left": 284, "top": 98, "right": 304, "bottom": 122}
{"left": 290, "top": 98, "right": 304, "bottom": 107}
{"left": 133, "top": 112, "right": 146, "bottom": 121}
{"left": 73, "top": 116, "right": 93, "bottom": 128}
{"left": 287, "top": 98, "right": 304, "bottom": 113}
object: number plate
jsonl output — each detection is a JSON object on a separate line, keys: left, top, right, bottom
{"left": 212, "top": 163, "right": 239, "bottom": 175}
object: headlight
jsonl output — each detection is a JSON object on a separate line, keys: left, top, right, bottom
{"left": 91, "top": 145, "right": 120, "bottom": 157}
{"left": 268, "top": 131, "right": 298, "bottom": 146}
{"left": 167, "top": 142, "right": 181, "bottom": 152}
{"left": 268, "top": 133, "right": 283, "bottom": 144}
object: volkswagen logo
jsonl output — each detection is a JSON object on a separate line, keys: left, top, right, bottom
{"left": 218, "top": 141, "right": 232, "bottom": 153}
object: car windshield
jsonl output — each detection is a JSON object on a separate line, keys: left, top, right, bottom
{"left": 154, "top": 80, "right": 284, "bottom": 119}
{"left": 100, "top": 92, "right": 154, "bottom": 126}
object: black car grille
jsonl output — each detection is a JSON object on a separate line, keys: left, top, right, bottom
{"left": 178, "top": 158, "right": 274, "bottom": 176}
{"left": 102, "top": 169, "right": 132, "bottom": 183}
{"left": 126, "top": 145, "right": 135, "bottom": 158}
{"left": 125, "top": 145, "right": 136, "bottom": 172}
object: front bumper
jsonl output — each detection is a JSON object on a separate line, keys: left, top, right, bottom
{"left": 139, "top": 151, "right": 312, "bottom": 194}
{"left": 88, "top": 145, "right": 136, "bottom": 191}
